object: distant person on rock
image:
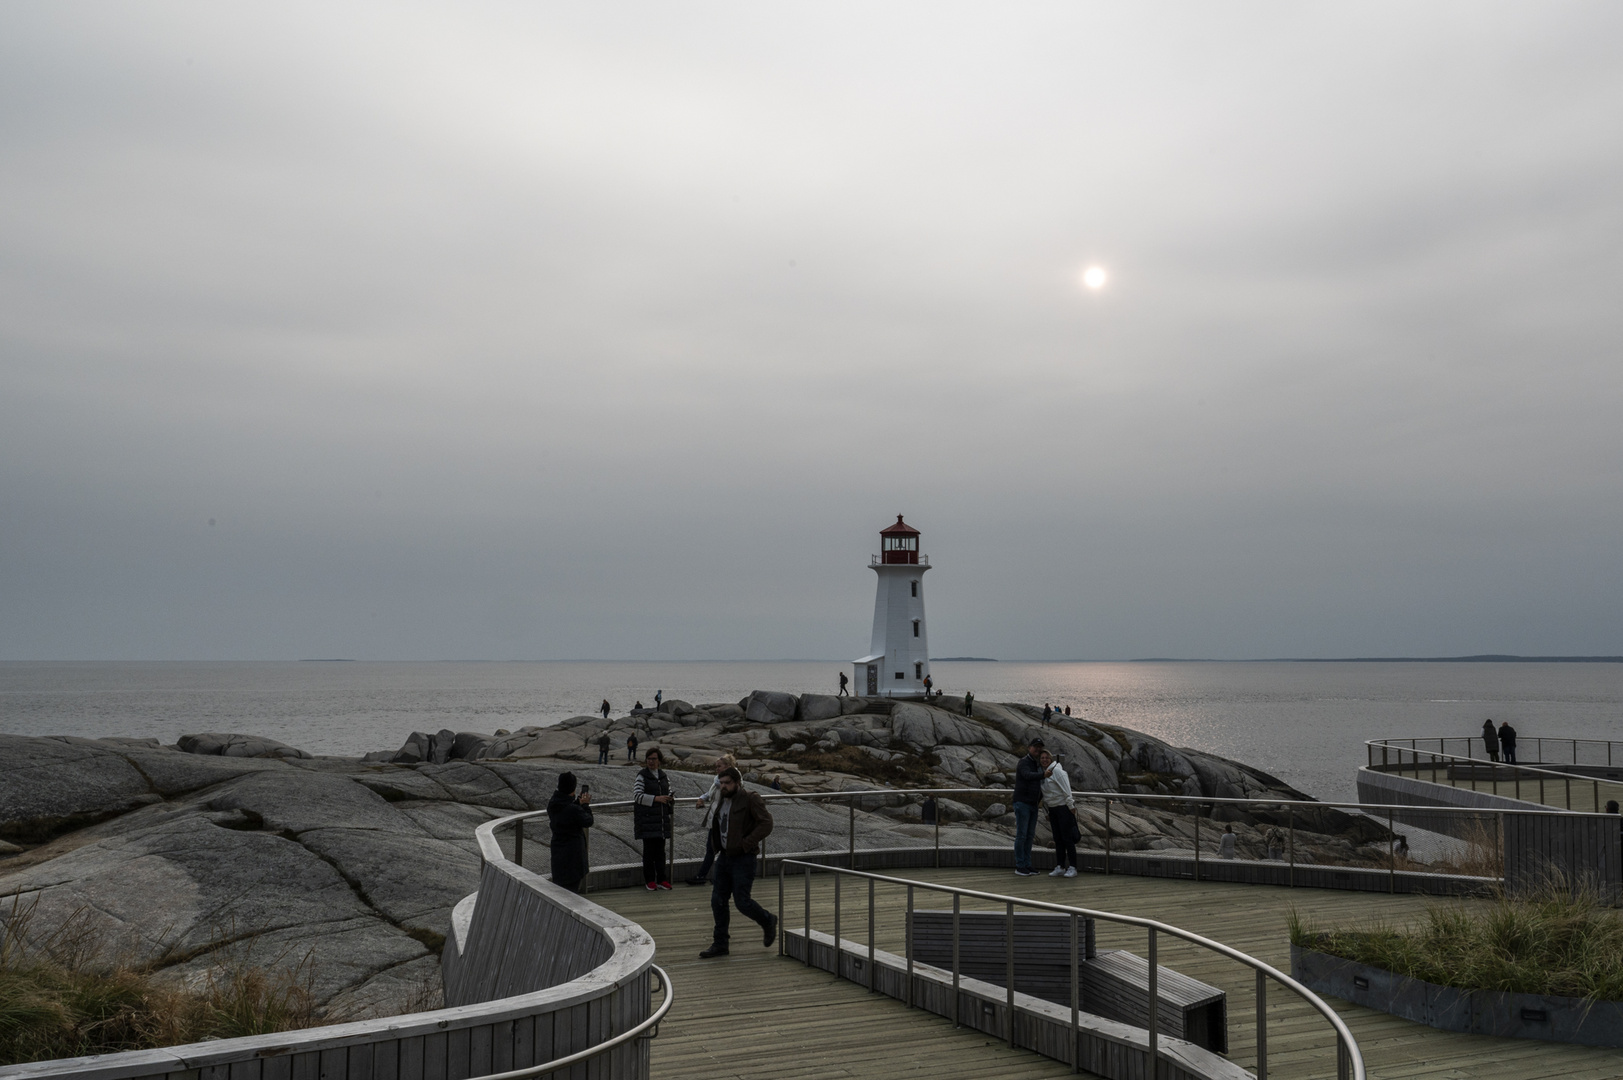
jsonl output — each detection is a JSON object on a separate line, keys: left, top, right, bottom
{"left": 1481, "top": 719, "right": 1500, "bottom": 763}
{"left": 1039, "top": 749, "right": 1078, "bottom": 878}
{"left": 699, "top": 767, "right": 777, "bottom": 958}
{"left": 597, "top": 731, "right": 611, "bottom": 765}
{"left": 1498, "top": 721, "right": 1518, "bottom": 764}
{"left": 601, "top": 699, "right": 611, "bottom": 720}
{"left": 923, "top": 674, "right": 933, "bottom": 698}
{"left": 547, "top": 772, "right": 593, "bottom": 894}
{"left": 1064, "top": 706, "right": 1071, "bottom": 717}
{"left": 1012, "top": 737, "right": 1045, "bottom": 876}
{"left": 687, "top": 753, "right": 738, "bottom": 886}
{"left": 963, "top": 691, "right": 974, "bottom": 717}
{"left": 634, "top": 700, "right": 644, "bottom": 712}
{"left": 633, "top": 749, "right": 673, "bottom": 890}
{"left": 655, "top": 689, "right": 663, "bottom": 708}
{"left": 627, "top": 731, "right": 639, "bottom": 762}
{"left": 838, "top": 670, "right": 849, "bottom": 696}
{"left": 1218, "top": 825, "right": 1236, "bottom": 860}
{"left": 1042, "top": 703, "right": 1052, "bottom": 727}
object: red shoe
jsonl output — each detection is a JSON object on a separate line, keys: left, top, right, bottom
{"left": 657, "top": 881, "right": 673, "bottom": 890}
{"left": 645, "top": 882, "right": 657, "bottom": 891}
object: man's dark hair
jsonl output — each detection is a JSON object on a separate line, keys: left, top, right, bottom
{"left": 1028, "top": 736, "right": 1044, "bottom": 748}
{"left": 557, "top": 771, "right": 577, "bottom": 794}
{"left": 719, "top": 766, "right": 742, "bottom": 784}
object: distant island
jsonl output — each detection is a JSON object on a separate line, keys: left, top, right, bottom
{"left": 930, "top": 656, "right": 998, "bottom": 662}
{"left": 1127, "top": 655, "right": 1623, "bottom": 664}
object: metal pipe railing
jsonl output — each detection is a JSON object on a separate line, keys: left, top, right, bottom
{"left": 780, "top": 858, "right": 1366, "bottom": 1080}
{"left": 1365, "top": 738, "right": 1623, "bottom": 813}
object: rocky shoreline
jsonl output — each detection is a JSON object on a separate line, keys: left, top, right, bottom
{"left": 1, "top": 691, "right": 1390, "bottom": 1021}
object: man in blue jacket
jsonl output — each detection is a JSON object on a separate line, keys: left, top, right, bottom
{"left": 1012, "top": 736, "right": 1046, "bottom": 876}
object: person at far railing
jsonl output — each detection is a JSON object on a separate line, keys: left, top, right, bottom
{"left": 1481, "top": 719, "right": 1500, "bottom": 763}
{"left": 634, "top": 748, "right": 674, "bottom": 890}
{"left": 1039, "top": 749, "right": 1078, "bottom": 879}
{"left": 1218, "top": 825, "right": 1236, "bottom": 860}
{"left": 1498, "top": 721, "right": 1518, "bottom": 764}
{"left": 1265, "top": 825, "right": 1285, "bottom": 862}
{"left": 547, "top": 772, "right": 593, "bottom": 894}
{"left": 1012, "top": 736, "right": 1045, "bottom": 877}
{"left": 686, "top": 753, "right": 738, "bottom": 886}
{"left": 698, "top": 767, "right": 777, "bottom": 959}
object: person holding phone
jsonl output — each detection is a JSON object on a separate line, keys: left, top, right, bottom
{"left": 547, "top": 772, "right": 593, "bottom": 894}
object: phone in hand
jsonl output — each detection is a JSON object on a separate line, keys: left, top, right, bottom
{"left": 579, "top": 785, "right": 590, "bottom": 797}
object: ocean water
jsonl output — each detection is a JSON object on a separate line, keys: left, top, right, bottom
{"left": 3, "top": 660, "right": 1622, "bottom": 803}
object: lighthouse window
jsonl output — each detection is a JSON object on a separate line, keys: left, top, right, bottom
{"left": 914, "top": 662, "right": 923, "bottom": 679}
{"left": 912, "top": 620, "right": 920, "bottom": 637}
{"left": 895, "top": 671, "right": 904, "bottom": 680}
{"left": 910, "top": 581, "right": 917, "bottom": 597}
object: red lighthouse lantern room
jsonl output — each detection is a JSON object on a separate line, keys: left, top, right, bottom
{"left": 879, "top": 515, "right": 920, "bottom": 565}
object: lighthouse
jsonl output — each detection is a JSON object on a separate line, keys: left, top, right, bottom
{"left": 852, "top": 515, "right": 931, "bottom": 697}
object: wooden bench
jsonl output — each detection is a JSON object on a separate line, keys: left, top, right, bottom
{"left": 1082, "top": 949, "right": 1228, "bottom": 1053}
{"left": 908, "top": 911, "right": 1227, "bottom": 1054}
{"left": 908, "top": 910, "right": 1095, "bottom": 1005}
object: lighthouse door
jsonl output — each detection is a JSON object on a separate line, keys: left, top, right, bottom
{"left": 866, "top": 664, "right": 878, "bottom": 695}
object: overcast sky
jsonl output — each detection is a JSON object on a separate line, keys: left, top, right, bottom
{"left": 3, "top": 3, "right": 1622, "bottom": 662}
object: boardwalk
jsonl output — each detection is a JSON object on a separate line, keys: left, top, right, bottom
{"left": 597, "top": 868, "right": 1623, "bottom": 1080}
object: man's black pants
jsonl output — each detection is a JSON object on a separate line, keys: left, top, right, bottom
{"left": 711, "top": 851, "right": 771, "bottom": 949}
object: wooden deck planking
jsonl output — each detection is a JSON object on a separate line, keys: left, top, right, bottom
{"left": 598, "top": 868, "right": 1623, "bottom": 1080}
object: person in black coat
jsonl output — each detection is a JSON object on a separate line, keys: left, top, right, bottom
{"left": 1498, "top": 721, "right": 1518, "bottom": 764}
{"left": 547, "top": 772, "right": 593, "bottom": 894}
{"left": 633, "top": 749, "right": 673, "bottom": 889}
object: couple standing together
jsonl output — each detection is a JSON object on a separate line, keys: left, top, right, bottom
{"left": 1012, "top": 735, "right": 1080, "bottom": 877}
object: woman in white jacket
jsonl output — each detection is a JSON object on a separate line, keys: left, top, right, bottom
{"left": 1039, "top": 749, "right": 1078, "bottom": 878}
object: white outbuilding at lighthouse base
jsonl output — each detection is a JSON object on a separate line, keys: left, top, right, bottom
{"left": 852, "top": 515, "right": 931, "bottom": 698}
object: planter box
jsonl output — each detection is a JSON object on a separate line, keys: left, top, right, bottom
{"left": 1292, "top": 944, "right": 1623, "bottom": 1048}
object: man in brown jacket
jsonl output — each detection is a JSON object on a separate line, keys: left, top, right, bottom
{"left": 699, "top": 767, "right": 777, "bottom": 958}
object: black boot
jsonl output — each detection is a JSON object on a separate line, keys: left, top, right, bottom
{"left": 699, "top": 943, "right": 729, "bottom": 959}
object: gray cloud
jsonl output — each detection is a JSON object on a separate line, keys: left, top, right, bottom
{"left": 3, "top": 2, "right": 1623, "bottom": 660}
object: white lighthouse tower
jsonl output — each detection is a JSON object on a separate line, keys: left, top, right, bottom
{"left": 853, "top": 515, "right": 931, "bottom": 697}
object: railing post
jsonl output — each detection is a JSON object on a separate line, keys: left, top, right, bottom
{"left": 934, "top": 796, "right": 941, "bottom": 869}
{"left": 1566, "top": 776, "right": 1572, "bottom": 811}
{"left": 803, "top": 864, "right": 812, "bottom": 968}
{"left": 1595, "top": 778, "right": 1601, "bottom": 813}
{"left": 1255, "top": 970, "right": 1267, "bottom": 1080}
{"left": 514, "top": 818, "right": 524, "bottom": 868}
{"left": 951, "top": 892, "right": 961, "bottom": 1028}
{"left": 1337, "top": 1032, "right": 1350, "bottom": 1080}
{"left": 1070, "top": 912, "right": 1080, "bottom": 1073}
{"left": 1104, "top": 799, "right": 1112, "bottom": 876}
{"left": 1005, "top": 900, "right": 1016, "bottom": 1048}
{"left": 1192, "top": 802, "right": 1200, "bottom": 882}
{"left": 1388, "top": 809, "right": 1396, "bottom": 893}
{"left": 849, "top": 798, "right": 856, "bottom": 868}
{"left": 906, "top": 884, "right": 915, "bottom": 1009}
{"left": 868, "top": 877, "right": 876, "bottom": 992}
{"left": 833, "top": 871, "right": 842, "bottom": 979}
{"left": 1498, "top": 812, "right": 1506, "bottom": 885}
{"left": 1288, "top": 808, "right": 1295, "bottom": 888}
{"left": 1147, "top": 927, "right": 1159, "bottom": 1078}
{"left": 777, "top": 859, "right": 785, "bottom": 958}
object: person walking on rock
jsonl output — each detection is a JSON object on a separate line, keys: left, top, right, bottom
{"left": 547, "top": 772, "right": 593, "bottom": 893}
{"left": 698, "top": 767, "right": 777, "bottom": 958}
{"left": 838, "top": 670, "right": 849, "bottom": 696}
{"left": 687, "top": 753, "right": 737, "bottom": 886}
{"left": 655, "top": 689, "right": 663, "bottom": 709}
{"left": 1039, "top": 749, "right": 1078, "bottom": 878}
{"left": 1481, "top": 719, "right": 1500, "bottom": 763}
{"left": 626, "top": 731, "right": 639, "bottom": 762}
{"left": 963, "top": 690, "right": 974, "bottom": 717}
{"left": 596, "top": 731, "right": 611, "bottom": 765}
{"left": 1012, "top": 737, "right": 1045, "bottom": 876}
{"left": 601, "top": 699, "right": 611, "bottom": 720}
{"left": 1498, "top": 721, "right": 1518, "bottom": 764}
{"left": 633, "top": 749, "right": 673, "bottom": 890}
